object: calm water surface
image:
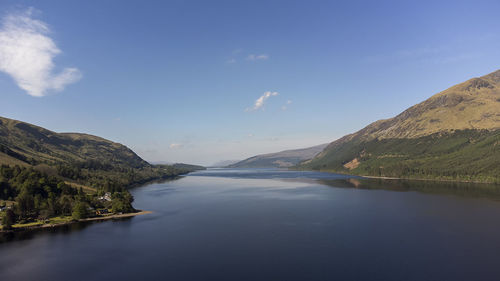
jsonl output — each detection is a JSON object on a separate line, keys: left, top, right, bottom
{"left": 2, "top": 169, "right": 500, "bottom": 281}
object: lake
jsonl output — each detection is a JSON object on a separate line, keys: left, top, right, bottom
{"left": 2, "top": 168, "right": 500, "bottom": 281}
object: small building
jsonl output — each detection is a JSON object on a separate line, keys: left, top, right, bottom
{"left": 98, "top": 192, "right": 112, "bottom": 202}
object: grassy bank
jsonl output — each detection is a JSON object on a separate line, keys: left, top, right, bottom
{"left": 1, "top": 211, "right": 152, "bottom": 232}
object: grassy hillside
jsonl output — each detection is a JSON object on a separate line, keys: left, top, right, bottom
{"left": 301, "top": 69, "right": 500, "bottom": 183}
{"left": 0, "top": 116, "right": 196, "bottom": 190}
{"left": 170, "top": 163, "right": 206, "bottom": 171}
{"left": 0, "top": 116, "right": 203, "bottom": 230}
{"left": 300, "top": 129, "right": 500, "bottom": 183}
{"left": 0, "top": 116, "right": 146, "bottom": 167}
{"left": 320, "top": 69, "right": 500, "bottom": 146}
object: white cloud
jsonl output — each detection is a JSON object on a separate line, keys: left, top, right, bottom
{"left": 246, "top": 91, "right": 279, "bottom": 111}
{"left": 246, "top": 54, "right": 269, "bottom": 61}
{"left": 226, "top": 51, "right": 269, "bottom": 64}
{"left": 169, "top": 143, "right": 183, "bottom": 149}
{"left": 281, "top": 100, "right": 292, "bottom": 110}
{"left": 0, "top": 8, "right": 81, "bottom": 97}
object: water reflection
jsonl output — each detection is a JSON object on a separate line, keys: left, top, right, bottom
{"left": 0, "top": 217, "right": 133, "bottom": 244}
{"left": 195, "top": 168, "right": 500, "bottom": 200}
{"left": 317, "top": 178, "right": 500, "bottom": 200}
{"left": 3, "top": 169, "right": 500, "bottom": 281}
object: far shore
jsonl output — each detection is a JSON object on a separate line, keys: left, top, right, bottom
{"left": 359, "top": 174, "right": 499, "bottom": 185}
{"left": 290, "top": 167, "right": 499, "bottom": 185}
{"left": 0, "top": 210, "right": 152, "bottom": 233}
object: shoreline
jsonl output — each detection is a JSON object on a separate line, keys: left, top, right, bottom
{"left": 359, "top": 175, "right": 499, "bottom": 185}
{"left": 291, "top": 168, "right": 499, "bottom": 185}
{"left": 79, "top": 210, "right": 152, "bottom": 222}
{"left": 1, "top": 210, "right": 152, "bottom": 233}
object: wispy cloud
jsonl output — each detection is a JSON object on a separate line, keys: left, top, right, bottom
{"left": 0, "top": 8, "right": 81, "bottom": 97}
{"left": 246, "top": 91, "right": 279, "bottom": 111}
{"left": 246, "top": 54, "right": 269, "bottom": 61}
{"left": 225, "top": 49, "right": 270, "bottom": 64}
{"left": 281, "top": 100, "right": 292, "bottom": 110}
{"left": 169, "top": 143, "right": 183, "bottom": 149}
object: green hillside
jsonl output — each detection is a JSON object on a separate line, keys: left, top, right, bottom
{"left": 0, "top": 116, "right": 146, "bottom": 168}
{"left": 0, "top": 116, "right": 194, "bottom": 190}
{"left": 300, "top": 129, "right": 500, "bottom": 183}
{"left": 0, "top": 116, "right": 203, "bottom": 230}
{"left": 300, "top": 69, "right": 500, "bottom": 183}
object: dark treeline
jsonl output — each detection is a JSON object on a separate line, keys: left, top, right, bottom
{"left": 0, "top": 165, "right": 134, "bottom": 230}
{"left": 55, "top": 161, "right": 197, "bottom": 192}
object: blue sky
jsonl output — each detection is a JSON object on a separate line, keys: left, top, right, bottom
{"left": 1, "top": 0, "right": 499, "bottom": 165}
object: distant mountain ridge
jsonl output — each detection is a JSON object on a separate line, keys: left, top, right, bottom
{"left": 301, "top": 69, "right": 500, "bottom": 183}
{"left": 229, "top": 143, "right": 328, "bottom": 168}
{"left": 211, "top": 159, "right": 240, "bottom": 167}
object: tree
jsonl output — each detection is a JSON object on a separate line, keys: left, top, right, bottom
{"left": 47, "top": 192, "right": 58, "bottom": 216}
{"left": 2, "top": 209, "right": 16, "bottom": 230}
{"left": 72, "top": 202, "right": 88, "bottom": 220}
{"left": 111, "top": 200, "right": 126, "bottom": 213}
{"left": 16, "top": 190, "right": 35, "bottom": 219}
{"left": 111, "top": 191, "right": 134, "bottom": 213}
{"left": 58, "top": 195, "right": 73, "bottom": 215}
{"left": 39, "top": 209, "right": 51, "bottom": 221}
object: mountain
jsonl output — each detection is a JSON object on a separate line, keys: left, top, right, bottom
{"left": 210, "top": 159, "right": 241, "bottom": 168}
{"left": 0, "top": 116, "right": 147, "bottom": 168}
{"left": 229, "top": 144, "right": 328, "bottom": 168}
{"left": 170, "top": 163, "right": 206, "bottom": 171}
{"left": 0, "top": 116, "right": 206, "bottom": 229}
{"left": 0, "top": 116, "right": 196, "bottom": 189}
{"left": 300, "top": 69, "right": 500, "bottom": 183}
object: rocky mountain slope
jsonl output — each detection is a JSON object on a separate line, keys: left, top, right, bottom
{"left": 300, "top": 69, "right": 500, "bottom": 183}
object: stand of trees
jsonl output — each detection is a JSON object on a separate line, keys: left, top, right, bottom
{"left": 301, "top": 129, "right": 500, "bottom": 184}
{"left": 55, "top": 160, "right": 196, "bottom": 192}
{"left": 0, "top": 165, "right": 135, "bottom": 229}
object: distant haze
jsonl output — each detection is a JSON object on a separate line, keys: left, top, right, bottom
{"left": 210, "top": 160, "right": 241, "bottom": 167}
